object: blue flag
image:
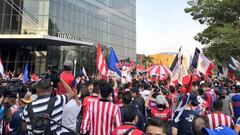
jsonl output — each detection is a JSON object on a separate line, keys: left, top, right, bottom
{"left": 108, "top": 47, "right": 121, "bottom": 77}
{"left": 23, "top": 63, "right": 29, "bottom": 83}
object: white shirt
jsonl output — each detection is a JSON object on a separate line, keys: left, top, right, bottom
{"left": 61, "top": 99, "right": 82, "bottom": 132}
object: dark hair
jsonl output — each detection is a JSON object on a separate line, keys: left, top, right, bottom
{"left": 81, "top": 87, "right": 90, "bottom": 99}
{"left": 192, "top": 116, "right": 209, "bottom": 135}
{"left": 131, "top": 87, "right": 139, "bottom": 95}
{"left": 63, "top": 66, "right": 72, "bottom": 71}
{"left": 144, "top": 117, "right": 170, "bottom": 135}
{"left": 99, "top": 80, "right": 113, "bottom": 98}
{"left": 197, "top": 88, "right": 204, "bottom": 96}
{"left": 37, "top": 79, "right": 51, "bottom": 91}
{"left": 123, "top": 104, "right": 138, "bottom": 122}
{"left": 122, "top": 91, "right": 132, "bottom": 105}
{"left": 92, "top": 85, "right": 100, "bottom": 94}
{"left": 213, "top": 99, "right": 223, "bottom": 112}
{"left": 87, "top": 81, "right": 93, "bottom": 87}
{"left": 169, "top": 86, "right": 175, "bottom": 93}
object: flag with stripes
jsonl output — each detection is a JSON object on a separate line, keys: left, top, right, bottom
{"left": 228, "top": 57, "right": 240, "bottom": 73}
{"left": 172, "top": 92, "right": 190, "bottom": 123}
{"left": 96, "top": 43, "right": 108, "bottom": 80}
{"left": 170, "top": 47, "right": 188, "bottom": 85}
{"left": 191, "top": 48, "right": 215, "bottom": 76}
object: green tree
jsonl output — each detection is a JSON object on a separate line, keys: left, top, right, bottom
{"left": 142, "top": 55, "right": 153, "bottom": 67}
{"left": 185, "top": 0, "right": 240, "bottom": 65}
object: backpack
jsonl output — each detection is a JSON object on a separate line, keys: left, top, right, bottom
{"left": 27, "top": 97, "right": 57, "bottom": 134}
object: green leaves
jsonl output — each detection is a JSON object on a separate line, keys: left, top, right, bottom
{"left": 185, "top": 0, "right": 240, "bottom": 66}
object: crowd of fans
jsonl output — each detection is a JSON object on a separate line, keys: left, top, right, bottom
{"left": 0, "top": 62, "right": 240, "bottom": 135}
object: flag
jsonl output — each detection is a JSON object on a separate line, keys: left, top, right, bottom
{"left": 96, "top": 43, "right": 108, "bottom": 80}
{"left": 170, "top": 47, "right": 181, "bottom": 71}
{"left": 172, "top": 93, "right": 190, "bottom": 123}
{"left": 108, "top": 47, "right": 121, "bottom": 77}
{"left": 82, "top": 67, "right": 87, "bottom": 77}
{"left": 0, "top": 58, "right": 4, "bottom": 76}
{"left": 23, "top": 63, "right": 29, "bottom": 83}
{"left": 191, "top": 48, "right": 215, "bottom": 76}
{"left": 170, "top": 47, "right": 188, "bottom": 85}
{"left": 217, "top": 65, "right": 224, "bottom": 78}
{"left": 228, "top": 57, "right": 240, "bottom": 72}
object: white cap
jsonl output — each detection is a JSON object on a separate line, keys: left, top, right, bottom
{"left": 64, "top": 60, "right": 73, "bottom": 67}
{"left": 156, "top": 95, "right": 166, "bottom": 105}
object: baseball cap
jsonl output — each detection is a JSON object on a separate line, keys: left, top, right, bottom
{"left": 189, "top": 93, "right": 200, "bottom": 105}
{"left": 21, "top": 98, "right": 32, "bottom": 104}
{"left": 63, "top": 60, "right": 73, "bottom": 67}
{"left": 202, "top": 126, "right": 237, "bottom": 135}
{"left": 156, "top": 95, "right": 167, "bottom": 105}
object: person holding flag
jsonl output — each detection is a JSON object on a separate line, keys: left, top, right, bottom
{"left": 171, "top": 93, "right": 199, "bottom": 135}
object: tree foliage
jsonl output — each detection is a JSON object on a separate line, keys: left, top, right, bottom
{"left": 142, "top": 55, "right": 153, "bottom": 67}
{"left": 185, "top": 0, "right": 240, "bottom": 65}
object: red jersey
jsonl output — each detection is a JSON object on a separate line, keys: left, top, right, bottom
{"left": 57, "top": 71, "right": 74, "bottom": 94}
{"left": 150, "top": 107, "right": 171, "bottom": 122}
{"left": 112, "top": 125, "right": 144, "bottom": 135}
{"left": 81, "top": 100, "right": 122, "bottom": 135}
{"left": 207, "top": 112, "right": 234, "bottom": 129}
{"left": 83, "top": 96, "right": 99, "bottom": 107}
{"left": 82, "top": 96, "right": 100, "bottom": 119}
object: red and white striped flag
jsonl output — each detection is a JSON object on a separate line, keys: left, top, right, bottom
{"left": 96, "top": 43, "right": 108, "bottom": 80}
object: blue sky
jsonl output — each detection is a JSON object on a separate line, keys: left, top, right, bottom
{"left": 136, "top": 0, "right": 205, "bottom": 56}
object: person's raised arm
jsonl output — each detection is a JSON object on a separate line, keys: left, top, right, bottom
{"left": 60, "top": 77, "right": 74, "bottom": 101}
{"left": 145, "top": 88, "right": 154, "bottom": 107}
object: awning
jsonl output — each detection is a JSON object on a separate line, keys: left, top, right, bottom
{"left": 0, "top": 34, "right": 94, "bottom": 46}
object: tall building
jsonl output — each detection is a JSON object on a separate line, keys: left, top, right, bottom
{"left": 0, "top": 0, "right": 136, "bottom": 75}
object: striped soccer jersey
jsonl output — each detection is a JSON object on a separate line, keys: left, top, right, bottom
{"left": 207, "top": 112, "right": 234, "bottom": 129}
{"left": 81, "top": 99, "right": 122, "bottom": 135}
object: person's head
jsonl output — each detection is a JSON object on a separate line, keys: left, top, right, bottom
{"left": 80, "top": 87, "right": 90, "bottom": 99}
{"left": 197, "top": 88, "right": 204, "bottom": 96}
{"left": 188, "top": 93, "right": 200, "bottom": 111}
{"left": 37, "top": 79, "right": 52, "bottom": 96}
{"left": 87, "top": 81, "right": 94, "bottom": 93}
{"left": 213, "top": 99, "right": 223, "bottom": 112}
{"left": 63, "top": 60, "right": 72, "bottom": 71}
{"left": 131, "top": 87, "right": 139, "bottom": 98}
{"left": 145, "top": 117, "right": 170, "bottom": 135}
{"left": 122, "top": 91, "right": 132, "bottom": 105}
{"left": 192, "top": 116, "right": 209, "bottom": 135}
{"left": 123, "top": 104, "right": 138, "bottom": 124}
{"left": 156, "top": 95, "right": 167, "bottom": 110}
{"left": 169, "top": 85, "right": 175, "bottom": 94}
{"left": 92, "top": 85, "right": 100, "bottom": 96}
{"left": 99, "top": 80, "right": 113, "bottom": 99}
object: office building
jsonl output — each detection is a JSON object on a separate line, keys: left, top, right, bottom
{"left": 0, "top": 0, "right": 136, "bottom": 75}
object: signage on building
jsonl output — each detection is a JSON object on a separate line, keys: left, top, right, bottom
{"left": 57, "top": 32, "right": 82, "bottom": 41}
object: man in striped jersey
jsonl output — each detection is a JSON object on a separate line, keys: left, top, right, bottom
{"left": 22, "top": 78, "right": 75, "bottom": 135}
{"left": 80, "top": 80, "right": 122, "bottom": 135}
{"left": 207, "top": 99, "right": 234, "bottom": 129}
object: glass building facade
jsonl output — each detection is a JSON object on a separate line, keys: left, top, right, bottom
{"left": 0, "top": 0, "right": 136, "bottom": 75}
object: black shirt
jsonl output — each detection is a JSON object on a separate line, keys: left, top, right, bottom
{"left": 172, "top": 110, "right": 197, "bottom": 135}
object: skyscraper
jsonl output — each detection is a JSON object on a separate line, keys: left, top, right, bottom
{"left": 0, "top": 0, "right": 136, "bottom": 75}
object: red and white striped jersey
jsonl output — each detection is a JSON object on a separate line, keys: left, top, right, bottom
{"left": 80, "top": 100, "right": 122, "bottom": 135}
{"left": 207, "top": 112, "right": 234, "bottom": 129}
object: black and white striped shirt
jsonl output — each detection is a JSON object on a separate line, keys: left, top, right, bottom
{"left": 22, "top": 95, "right": 68, "bottom": 135}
